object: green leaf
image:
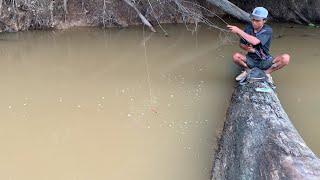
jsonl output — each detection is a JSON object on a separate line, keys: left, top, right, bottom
{"left": 308, "top": 23, "right": 319, "bottom": 28}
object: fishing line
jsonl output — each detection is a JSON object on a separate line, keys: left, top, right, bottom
{"left": 142, "top": 25, "right": 155, "bottom": 107}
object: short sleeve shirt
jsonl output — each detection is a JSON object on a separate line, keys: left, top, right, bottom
{"left": 240, "top": 24, "right": 273, "bottom": 60}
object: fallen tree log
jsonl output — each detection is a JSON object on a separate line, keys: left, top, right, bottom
{"left": 211, "top": 68, "right": 320, "bottom": 180}
{"left": 206, "top": 0, "right": 250, "bottom": 22}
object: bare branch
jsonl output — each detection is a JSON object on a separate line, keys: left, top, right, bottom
{"left": 0, "top": 0, "right": 3, "bottom": 15}
{"left": 123, "top": 0, "right": 156, "bottom": 32}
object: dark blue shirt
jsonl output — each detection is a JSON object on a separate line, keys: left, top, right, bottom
{"left": 240, "top": 24, "right": 273, "bottom": 60}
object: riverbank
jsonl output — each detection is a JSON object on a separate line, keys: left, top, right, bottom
{"left": 0, "top": 0, "right": 319, "bottom": 33}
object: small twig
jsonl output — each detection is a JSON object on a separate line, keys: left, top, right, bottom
{"left": 103, "top": 0, "right": 106, "bottom": 28}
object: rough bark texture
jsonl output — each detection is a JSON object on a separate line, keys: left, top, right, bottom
{"left": 211, "top": 69, "right": 320, "bottom": 180}
{"left": 206, "top": 0, "right": 250, "bottom": 22}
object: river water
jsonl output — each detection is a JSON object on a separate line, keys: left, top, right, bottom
{"left": 0, "top": 23, "right": 319, "bottom": 180}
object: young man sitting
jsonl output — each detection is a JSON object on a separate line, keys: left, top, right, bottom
{"left": 227, "top": 7, "right": 290, "bottom": 83}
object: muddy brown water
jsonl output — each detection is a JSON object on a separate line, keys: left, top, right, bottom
{"left": 0, "top": 23, "right": 319, "bottom": 180}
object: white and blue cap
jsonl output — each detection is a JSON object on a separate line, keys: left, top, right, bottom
{"left": 250, "top": 7, "right": 268, "bottom": 20}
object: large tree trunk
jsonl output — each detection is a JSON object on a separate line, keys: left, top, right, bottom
{"left": 206, "top": 0, "right": 250, "bottom": 22}
{"left": 211, "top": 69, "right": 320, "bottom": 179}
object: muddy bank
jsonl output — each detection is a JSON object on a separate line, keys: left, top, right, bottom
{"left": 0, "top": 0, "right": 319, "bottom": 32}
{"left": 0, "top": 0, "right": 209, "bottom": 32}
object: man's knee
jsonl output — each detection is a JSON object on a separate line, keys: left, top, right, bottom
{"left": 232, "top": 52, "right": 243, "bottom": 63}
{"left": 281, "top": 54, "right": 290, "bottom": 65}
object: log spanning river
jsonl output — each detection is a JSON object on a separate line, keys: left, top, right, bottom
{"left": 0, "top": 23, "right": 319, "bottom": 180}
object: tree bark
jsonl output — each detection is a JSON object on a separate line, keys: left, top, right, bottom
{"left": 211, "top": 69, "right": 320, "bottom": 180}
{"left": 206, "top": 0, "right": 250, "bottom": 22}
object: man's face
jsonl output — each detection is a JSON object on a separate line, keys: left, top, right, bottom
{"left": 251, "top": 19, "right": 265, "bottom": 30}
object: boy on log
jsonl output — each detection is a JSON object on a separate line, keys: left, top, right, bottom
{"left": 227, "top": 7, "right": 290, "bottom": 83}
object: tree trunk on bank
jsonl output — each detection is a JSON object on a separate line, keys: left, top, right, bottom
{"left": 211, "top": 69, "right": 320, "bottom": 180}
{"left": 206, "top": 0, "right": 250, "bottom": 23}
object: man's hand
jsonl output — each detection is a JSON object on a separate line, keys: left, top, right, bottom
{"left": 227, "top": 25, "right": 242, "bottom": 34}
{"left": 246, "top": 44, "right": 256, "bottom": 53}
{"left": 240, "top": 44, "right": 256, "bottom": 53}
{"left": 228, "top": 25, "right": 261, "bottom": 45}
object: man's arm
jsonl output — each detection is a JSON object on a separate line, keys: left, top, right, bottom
{"left": 227, "top": 25, "right": 261, "bottom": 45}
{"left": 237, "top": 29, "right": 260, "bottom": 45}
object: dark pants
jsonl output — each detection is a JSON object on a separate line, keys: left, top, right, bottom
{"left": 246, "top": 55, "right": 274, "bottom": 70}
